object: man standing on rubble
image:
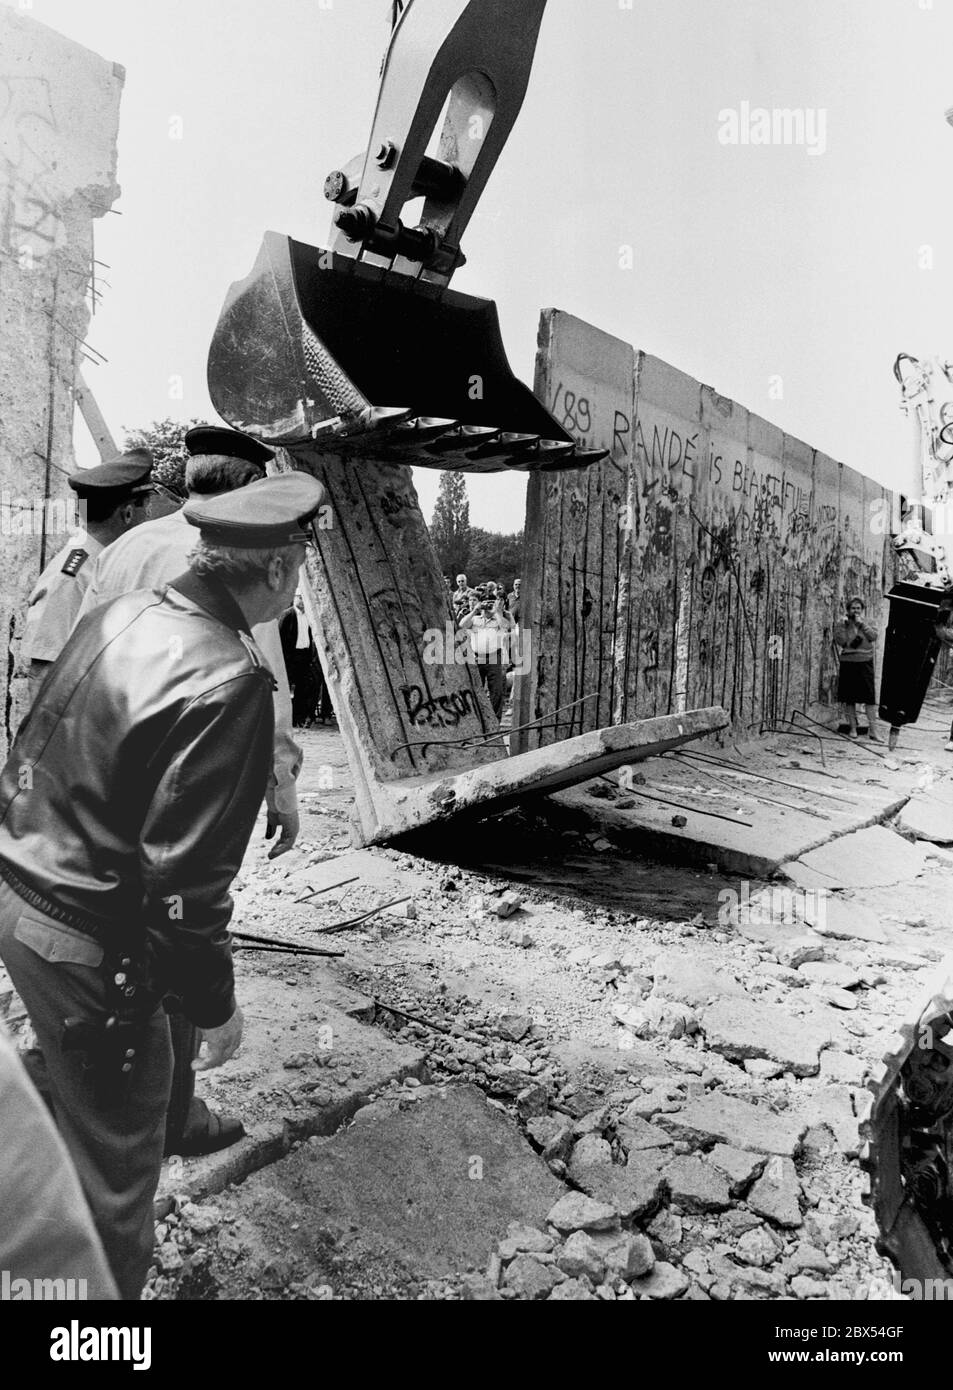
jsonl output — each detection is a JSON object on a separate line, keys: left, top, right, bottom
{"left": 75, "top": 427, "right": 304, "bottom": 1159}
{"left": 0, "top": 473, "right": 325, "bottom": 1299}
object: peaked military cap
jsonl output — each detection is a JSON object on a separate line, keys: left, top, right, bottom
{"left": 68, "top": 449, "right": 154, "bottom": 499}
{"left": 184, "top": 425, "right": 274, "bottom": 467}
{"left": 183, "top": 473, "right": 325, "bottom": 548}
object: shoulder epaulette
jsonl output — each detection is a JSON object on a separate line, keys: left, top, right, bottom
{"left": 237, "top": 631, "right": 278, "bottom": 689}
{"left": 60, "top": 548, "right": 89, "bottom": 578}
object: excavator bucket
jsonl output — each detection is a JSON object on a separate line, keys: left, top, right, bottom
{"left": 207, "top": 232, "right": 602, "bottom": 472}
{"left": 208, "top": 0, "right": 608, "bottom": 473}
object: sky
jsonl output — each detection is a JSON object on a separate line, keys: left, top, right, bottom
{"left": 14, "top": 0, "right": 953, "bottom": 529}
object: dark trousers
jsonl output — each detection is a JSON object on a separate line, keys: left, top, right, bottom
{"left": 477, "top": 659, "right": 507, "bottom": 719}
{"left": 289, "top": 650, "right": 315, "bottom": 726}
{"left": 0, "top": 880, "right": 172, "bottom": 1300}
{"left": 163, "top": 1007, "right": 204, "bottom": 1154}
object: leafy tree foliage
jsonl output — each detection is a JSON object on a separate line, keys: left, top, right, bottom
{"left": 430, "top": 470, "right": 471, "bottom": 577}
{"left": 122, "top": 418, "right": 202, "bottom": 499}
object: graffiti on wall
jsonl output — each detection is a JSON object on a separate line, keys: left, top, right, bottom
{"left": 0, "top": 74, "right": 63, "bottom": 259}
{"left": 518, "top": 311, "right": 892, "bottom": 747}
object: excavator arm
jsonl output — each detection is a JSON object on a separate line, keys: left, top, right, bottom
{"left": 208, "top": 0, "right": 607, "bottom": 473}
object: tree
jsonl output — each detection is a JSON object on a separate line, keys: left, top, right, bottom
{"left": 122, "top": 418, "right": 202, "bottom": 499}
{"left": 430, "top": 470, "right": 471, "bottom": 577}
{"left": 467, "top": 527, "right": 524, "bottom": 585}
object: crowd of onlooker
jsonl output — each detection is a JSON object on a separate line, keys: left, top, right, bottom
{"left": 448, "top": 573, "right": 520, "bottom": 626}
{"left": 279, "top": 575, "right": 523, "bottom": 728}
{"left": 445, "top": 572, "right": 521, "bottom": 718}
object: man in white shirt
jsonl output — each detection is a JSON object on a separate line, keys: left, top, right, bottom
{"left": 459, "top": 588, "right": 515, "bottom": 718}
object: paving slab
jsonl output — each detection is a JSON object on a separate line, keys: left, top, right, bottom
{"left": 550, "top": 732, "right": 922, "bottom": 877}
{"left": 803, "top": 894, "right": 888, "bottom": 943}
{"left": 284, "top": 847, "right": 415, "bottom": 899}
{"left": 656, "top": 1093, "right": 807, "bottom": 1157}
{"left": 700, "top": 998, "right": 834, "bottom": 1076}
{"left": 197, "top": 1083, "right": 564, "bottom": 1286}
{"left": 780, "top": 824, "right": 932, "bottom": 890}
{"left": 897, "top": 776, "right": 953, "bottom": 844}
{"left": 650, "top": 952, "right": 746, "bottom": 1008}
{"left": 155, "top": 959, "right": 425, "bottom": 1216}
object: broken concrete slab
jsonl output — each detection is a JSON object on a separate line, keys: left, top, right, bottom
{"left": 550, "top": 729, "right": 926, "bottom": 878}
{"left": 804, "top": 895, "right": 887, "bottom": 944}
{"left": 773, "top": 937, "right": 828, "bottom": 969}
{"left": 656, "top": 1093, "right": 806, "bottom": 1157}
{"left": 526, "top": 1115, "right": 574, "bottom": 1162}
{"left": 631, "top": 1260, "right": 689, "bottom": 1300}
{"left": 650, "top": 952, "right": 745, "bottom": 1009}
{"left": 781, "top": 825, "right": 931, "bottom": 890}
{"left": 707, "top": 1145, "right": 768, "bottom": 1197}
{"left": 797, "top": 1083, "right": 860, "bottom": 1157}
{"left": 199, "top": 1084, "right": 564, "bottom": 1284}
{"left": 547, "top": 1192, "right": 620, "bottom": 1233}
{"left": 746, "top": 1156, "right": 803, "bottom": 1228}
{"left": 615, "top": 1115, "right": 675, "bottom": 1153}
{"left": 700, "top": 997, "right": 833, "bottom": 1076}
{"left": 797, "top": 960, "right": 863, "bottom": 990}
{"left": 504, "top": 1254, "right": 558, "bottom": 1299}
{"left": 814, "top": 984, "right": 858, "bottom": 1011}
{"left": 897, "top": 776, "right": 953, "bottom": 844}
{"left": 568, "top": 1133, "right": 614, "bottom": 1179}
{"left": 819, "top": 1050, "right": 867, "bottom": 1086}
{"left": 570, "top": 1151, "right": 669, "bottom": 1223}
{"left": 589, "top": 1230, "right": 655, "bottom": 1280}
{"left": 156, "top": 965, "right": 426, "bottom": 1216}
{"left": 662, "top": 1155, "right": 731, "bottom": 1213}
{"left": 380, "top": 708, "right": 731, "bottom": 845}
{"left": 735, "top": 1225, "right": 783, "bottom": 1268}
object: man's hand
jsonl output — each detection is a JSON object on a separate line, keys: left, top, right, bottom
{"left": 265, "top": 807, "right": 300, "bottom": 858}
{"left": 192, "top": 1005, "right": 244, "bottom": 1072}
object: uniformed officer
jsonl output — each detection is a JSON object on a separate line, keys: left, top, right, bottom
{"left": 0, "top": 472, "right": 325, "bottom": 1299}
{"left": 74, "top": 425, "right": 305, "bottom": 1159}
{"left": 20, "top": 450, "right": 153, "bottom": 705}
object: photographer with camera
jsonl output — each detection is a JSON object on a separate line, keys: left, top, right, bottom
{"left": 833, "top": 595, "right": 882, "bottom": 742}
{"left": 459, "top": 584, "right": 515, "bottom": 718}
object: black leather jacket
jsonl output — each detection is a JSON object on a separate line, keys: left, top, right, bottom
{"left": 0, "top": 571, "right": 275, "bottom": 1027}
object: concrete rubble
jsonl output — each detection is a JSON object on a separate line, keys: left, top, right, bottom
{"left": 5, "top": 719, "right": 949, "bottom": 1301}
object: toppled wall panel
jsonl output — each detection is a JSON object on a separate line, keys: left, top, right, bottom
{"left": 515, "top": 310, "right": 894, "bottom": 750}
{"left": 0, "top": 9, "right": 123, "bottom": 751}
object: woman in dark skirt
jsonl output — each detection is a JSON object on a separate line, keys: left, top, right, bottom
{"left": 833, "top": 596, "right": 882, "bottom": 741}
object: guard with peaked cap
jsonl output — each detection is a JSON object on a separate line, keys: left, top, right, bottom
{"left": 0, "top": 473, "right": 324, "bottom": 1298}
{"left": 20, "top": 450, "right": 154, "bottom": 708}
{"left": 72, "top": 429, "right": 319, "bottom": 1166}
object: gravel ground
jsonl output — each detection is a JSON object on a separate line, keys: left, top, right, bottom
{"left": 139, "top": 729, "right": 953, "bottom": 1301}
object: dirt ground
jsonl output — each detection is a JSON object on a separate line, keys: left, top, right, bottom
{"left": 133, "top": 702, "right": 953, "bottom": 1302}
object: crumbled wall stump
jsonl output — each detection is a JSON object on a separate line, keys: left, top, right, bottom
{"left": 0, "top": 9, "right": 123, "bottom": 749}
